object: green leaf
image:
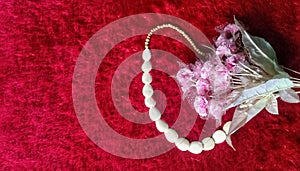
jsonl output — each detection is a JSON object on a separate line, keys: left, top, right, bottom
{"left": 234, "top": 17, "right": 288, "bottom": 78}
{"left": 248, "top": 35, "right": 277, "bottom": 62}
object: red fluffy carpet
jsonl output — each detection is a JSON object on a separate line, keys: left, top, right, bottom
{"left": 1, "top": 0, "right": 300, "bottom": 170}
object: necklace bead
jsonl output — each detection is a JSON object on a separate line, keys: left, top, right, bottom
{"left": 142, "top": 49, "right": 151, "bottom": 61}
{"left": 202, "top": 137, "right": 215, "bottom": 151}
{"left": 175, "top": 138, "right": 190, "bottom": 151}
{"left": 142, "top": 72, "right": 152, "bottom": 84}
{"left": 141, "top": 61, "right": 152, "bottom": 72}
{"left": 188, "top": 141, "right": 203, "bottom": 154}
{"left": 212, "top": 130, "right": 227, "bottom": 144}
{"left": 142, "top": 84, "right": 154, "bottom": 97}
{"left": 144, "top": 97, "right": 156, "bottom": 108}
{"left": 155, "top": 119, "right": 169, "bottom": 133}
{"left": 149, "top": 107, "right": 161, "bottom": 121}
{"left": 164, "top": 128, "right": 179, "bottom": 143}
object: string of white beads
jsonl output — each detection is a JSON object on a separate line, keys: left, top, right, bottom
{"left": 141, "top": 25, "right": 232, "bottom": 154}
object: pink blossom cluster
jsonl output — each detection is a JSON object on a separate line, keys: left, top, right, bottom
{"left": 176, "top": 24, "right": 247, "bottom": 123}
{"left": 215, "top": 24, "right": 246, "bottom": 72}
{"left": 176, "top": 57, "right": 229, "bottom": 122}
{"left": 176, "top": 61, "right": 211, "bottom": 118}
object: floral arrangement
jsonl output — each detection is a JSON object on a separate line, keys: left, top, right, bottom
{"left": 142, "top": 18, "right": 300, "bottom": 151}
{"left": 176, "top": 18, "right": 300, "bottom": 148}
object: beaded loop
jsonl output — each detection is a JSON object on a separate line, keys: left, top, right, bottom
{"left": 141, "top": 24, "right": 232, "bottom": 153}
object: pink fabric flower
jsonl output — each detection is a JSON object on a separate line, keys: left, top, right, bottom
{"left": 194, "top": 96, "right": 208, "bottom": 118}
{"left": 225, "top": 56, "right": 237, "bottom": 71}
{"left": 200, "top": 61, "right": 213, "bottom": 79}
{"left": 190, "top": 61, "right": 203, "bottom": 79}
{"left": 216, "top": 45, "right": 232, "bottom": 57}
{"left": 176, "top": 68, "right": 194, "bottom": 93}
{"left": 215, "top": 24, "right": 239, "bottom": 47}
{"left": 224, "top": 24, "right": 240, "bottom": 34}
{"left": 225, "top": 53, "right": 245, "bottom": 71}
{"left": 195, "top": 78, "right": 210, "bottom": 95}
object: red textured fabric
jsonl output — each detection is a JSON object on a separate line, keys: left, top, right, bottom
{"left": 1, "top": 0, "right": 300, "bottom": 170}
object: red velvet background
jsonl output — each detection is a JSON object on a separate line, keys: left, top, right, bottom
{"left": 1, "top": 0, "right": 300, "bottom": 170}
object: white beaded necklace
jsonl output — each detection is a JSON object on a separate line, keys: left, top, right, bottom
{"left": 141, "top": 24, "right": 232, "bottom": 154}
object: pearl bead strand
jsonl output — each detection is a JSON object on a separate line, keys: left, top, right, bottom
{"left": 144, "top": 24, "right": 213, "bottom": 57}
{"left": 142, "top": 24, "right": 231, "bottom": 154}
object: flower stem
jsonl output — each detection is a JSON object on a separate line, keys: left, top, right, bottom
{"left": 230, "top": 85, "right": 246, "bottom": 89}
{"left": 230, "top": 73, "right": 260, "bottom": 78}
{"left": 231, "top": 81, "right": 243, "bottom": 85}
{"left": 291, "top": 79, "right": 300, "bottom": 85}
{"left": 293, "top": 84, "right": 300, "bottom": 88}
{"left": 236, "top": 65, "right": 251, "bottom": 74}
{"left": 281, "top": 66, "right": 300, "bottom": 76}
{"left": 238, "top": 62, "right": 262, "bottom": 78}
{"left": 291, "top": 77, "right": 300, "bottom": 82}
